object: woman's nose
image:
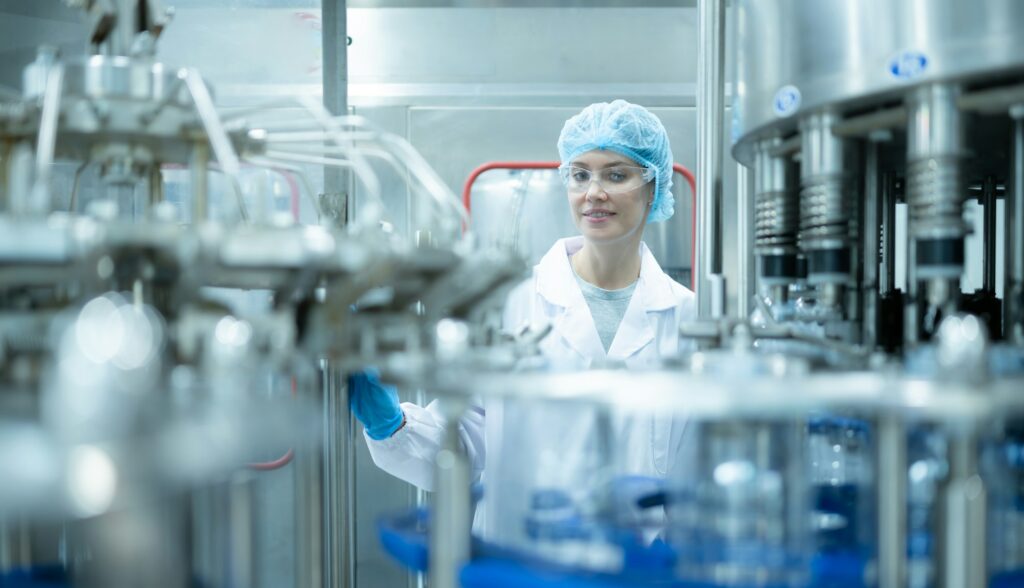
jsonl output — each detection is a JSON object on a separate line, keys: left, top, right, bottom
{"left": 585, "top": 181, "right": 608, "bottom": 200}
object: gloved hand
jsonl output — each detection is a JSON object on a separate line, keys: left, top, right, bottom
{"left": 348, "top": 370, "right": 404, "bottom": 440}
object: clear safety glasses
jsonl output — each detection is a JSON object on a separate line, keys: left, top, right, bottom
{"left": 559, "top": 165, "right": 654, "bottom": 195}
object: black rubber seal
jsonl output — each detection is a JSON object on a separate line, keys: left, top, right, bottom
{"left": 807, "top": 249, "right": 851, "bottom": 276}
{"left": 760, "top": 254, "right": 798, "bottom": 279}
{"left": 916, "top": 238, "right": 964, "bottom": 267}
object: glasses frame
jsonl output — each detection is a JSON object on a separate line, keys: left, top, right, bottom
{"left": 559, "top": 164, "right": 655, "bottom": 195}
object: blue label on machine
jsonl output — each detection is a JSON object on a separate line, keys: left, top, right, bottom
{"left": 773, "top": 85, "right": 801, "bottom": 118}
{"left": 889, "top": 51, "right": 929, "bottom": 80}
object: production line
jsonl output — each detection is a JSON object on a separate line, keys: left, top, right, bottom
{"left": 2, "top": 1, "right": 1024, "bottom": 587}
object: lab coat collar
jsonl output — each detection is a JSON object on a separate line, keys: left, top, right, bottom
{"left": 535, "top": 236, "right": 678, "bottom": 312}
{"left": 534, "top": 236, "right": 678, "bottom": 360}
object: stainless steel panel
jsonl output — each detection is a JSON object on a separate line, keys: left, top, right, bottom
{"left": 156, "top": 7, "right": 707, "bottom": 107}
{"left": 732, "top": 0, "right": 1024, "bottom": 164}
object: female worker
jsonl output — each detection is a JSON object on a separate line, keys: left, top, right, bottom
{"left": 350, "top": 100, "right": 696, "bottom": 520}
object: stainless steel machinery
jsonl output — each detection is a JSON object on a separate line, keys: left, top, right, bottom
{"left": 0, "top": 1, "right": 523, "bottom": 587}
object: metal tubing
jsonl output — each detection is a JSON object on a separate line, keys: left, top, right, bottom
{"left": 695, "top": 0, "right": 726, "bottom": 317}
{"left": 880, "top": 173, "right": 897, "bottom": 295}
{"left": 877, "top": 415, "right": 907, "bottom": 588}
{"left": 429, "top": 401, "right": 471, "bottom": 588}
{"left": 323, "top": 366, "right": 353, "bottom": 588}
{"left": 181, "top": 69, "right": 249, "bottom": 223}
{"left": 983, "top": 176, "right": 997, "bottom": 293}
{"left": 295, "top": 367, "right": 325, "bottom": 588}
{"left": 30, "top": 64, "right": 63, "bottom": 215}
{"left": 938, "top": 432, "right": 986, "bottom": 588}
{"left": 229, "top": 475, "right": 255, "bottom": 588}
{"left": 862, "top": 142, "right": 881, "bottom": 348}
{"left": 190, "top": 142, "right": 209, "bottom": 223}
{"left": 1008, "top": 109, "right": 1024, "bottom": 343}
{"left": 737, "top": 161, "right": 754, "bottom": 318}
{"left": 322, "top": 0, "right": 350, "bottom": 228}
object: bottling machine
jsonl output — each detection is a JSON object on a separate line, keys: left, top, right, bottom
{"left": 4, "top": 1, "right": 1024, "bottom": 588}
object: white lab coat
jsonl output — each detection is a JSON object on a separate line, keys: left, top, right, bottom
{"left": 365, "top": 236, "right": 696, "bottom": 540}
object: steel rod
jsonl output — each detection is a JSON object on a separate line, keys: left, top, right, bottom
{"left": 877, "top": 415, "right": 907, "bottom": 588}
{"left": 429, "top": 401, "right": 471, "bottom": 588}
{"left": 695, "top": 0, "right": 726, "bottom": 317}
{"left": 1008, "top": 108, "right": 1024, "bottom": 343}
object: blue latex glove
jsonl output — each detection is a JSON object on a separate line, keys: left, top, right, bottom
{"left": 348, "top": 370, "right": 404, "bottom": 440}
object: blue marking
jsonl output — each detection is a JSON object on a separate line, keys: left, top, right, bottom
{"left": 773, "top": 85, "right": 801, "bottom": 118}
{"left": 889, "top": 50, "right": 929, "bottom": 80}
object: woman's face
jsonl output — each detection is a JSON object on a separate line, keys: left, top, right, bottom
{"left": 566, "top": 150, "right": 653, "bottom": 246}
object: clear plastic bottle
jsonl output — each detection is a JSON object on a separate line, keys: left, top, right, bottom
{"left": 670, "top": 420, "right": 808, "bottom": 587}
{"left": 806, "top": 415, "right": 873, "bottom": 587}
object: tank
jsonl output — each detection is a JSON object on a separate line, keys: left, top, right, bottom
{"left": 731, "top": 0, "right": 1024, "bottom": 164}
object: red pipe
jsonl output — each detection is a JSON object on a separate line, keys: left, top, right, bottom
{"left": 462, "top": 161, "right": 697, "bottom": 290}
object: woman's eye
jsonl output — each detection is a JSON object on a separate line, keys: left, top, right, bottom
{"left": 571, "top": 170, "right": 590, "bottom": 183}
{"left": 607, "top": 171, "right": 627, "bottom": 182}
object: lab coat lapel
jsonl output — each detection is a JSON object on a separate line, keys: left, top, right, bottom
{"left": 607, "top": 243, "right": 677, "bottom": 360}
{"left": 535, "top": 237, "right": 606, "bottom": 362}
{"left": 606, "top": 291, "right": 654, "bottom": 360}
{"left": 553, "top": 297, "right": 606, "bottom": 361}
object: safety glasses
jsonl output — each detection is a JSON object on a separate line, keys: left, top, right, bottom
{"left": 559, "top": 165, "right": 654, "bottom": 195}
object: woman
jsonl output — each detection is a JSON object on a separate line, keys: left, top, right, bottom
{"left": 351, "top": 100, "right": 695, "bottom": 515}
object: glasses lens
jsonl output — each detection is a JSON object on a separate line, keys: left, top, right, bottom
{"left": 564, "top": 166, "right": 649, "bottom": 194}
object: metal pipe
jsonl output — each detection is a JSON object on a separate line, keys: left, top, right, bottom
{"left": 322, "top": 0, "right": 350, "bottom": 229}
{"left": 695, "top": 0, "right": 726, "bottom": 318}
{"left": 877, "top": 415, "right": 907, "bottom": 588}
{"left": 181, "top": 69, "right": 249, "bottom": 223}
{"left": 429, "top": 401, "right": 472, "bottom": 588}
{"left": 880, "top": 173, "right": 897, "bottom": 295}
{"left": 737, "top": 161, "right": 754, "bottom": 317}
{"left": 1008, "top": 107, "right": 1024, "bottom": 343}
{"left": 30, "top": 63, "right": 63, "bottom": 215}
{"left": 322, "top": 366, "right": 352, "bottom": 588}
{"left": 938, "top": 431, "right": 986, "bottom": 588}
{"left": 982, "top": 176, "right": 997, "bottom": 293}
{"left": 295, "top": 366, "right": 325, "bottom": 588}
{"left": 862, "top": 141, "right": 881, "bottom": 348}
{"left": 190, "top": 142, "right": 209, "bottom": 223}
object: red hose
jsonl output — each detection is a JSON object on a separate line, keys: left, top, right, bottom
{"left": 462, "top": 161, "right": 697, "bottom": 290}
{"left": 247, "top": 377, "right": 298, "bottom": 471}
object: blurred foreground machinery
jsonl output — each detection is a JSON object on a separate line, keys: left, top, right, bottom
{"left": 0, "top": 2, "right": 523, "bottom": 587}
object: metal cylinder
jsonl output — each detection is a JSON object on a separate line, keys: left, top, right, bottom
{"left": 754, "top": 138, "right": 799, "bottom": 298}
{"left": 1006, "top": 109, "right": 1024, "bottom": 343}
{"left": 695, "top": 0, "right": 726, "bottom": 318}
{"left": 877, "top": 416, "right": 907, "bottom": 588}
{"left": 906, "top": 84, "right": 965, "bottom": 326}
{"left": 799, "top": 111, "right": 855, "bottom": 284}
{"left": 429, "top": 402, "right": 472, "bottom": 588}
{"left": 754, "top": 138, "right": 799, "bottom": 255}
{"left": 906, "top": 84, "right": 966, "bottom": 251}
{"left": 937, "top": 432, "right": 987, "bottom": 588}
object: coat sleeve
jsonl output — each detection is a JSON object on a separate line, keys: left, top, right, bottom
{"left": 363, "top": 275, "right": 535, "bottom": 491}
{"left": 364, "top": 400, "right": 486, "bottom": 492}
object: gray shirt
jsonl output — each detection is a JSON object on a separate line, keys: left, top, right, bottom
{"left": 572, "top": 264, "right": 638, "bottom": 353}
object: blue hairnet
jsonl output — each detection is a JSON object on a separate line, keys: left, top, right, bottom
{"left": 557, "top": 100, "right": 675, "bottom": 223}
